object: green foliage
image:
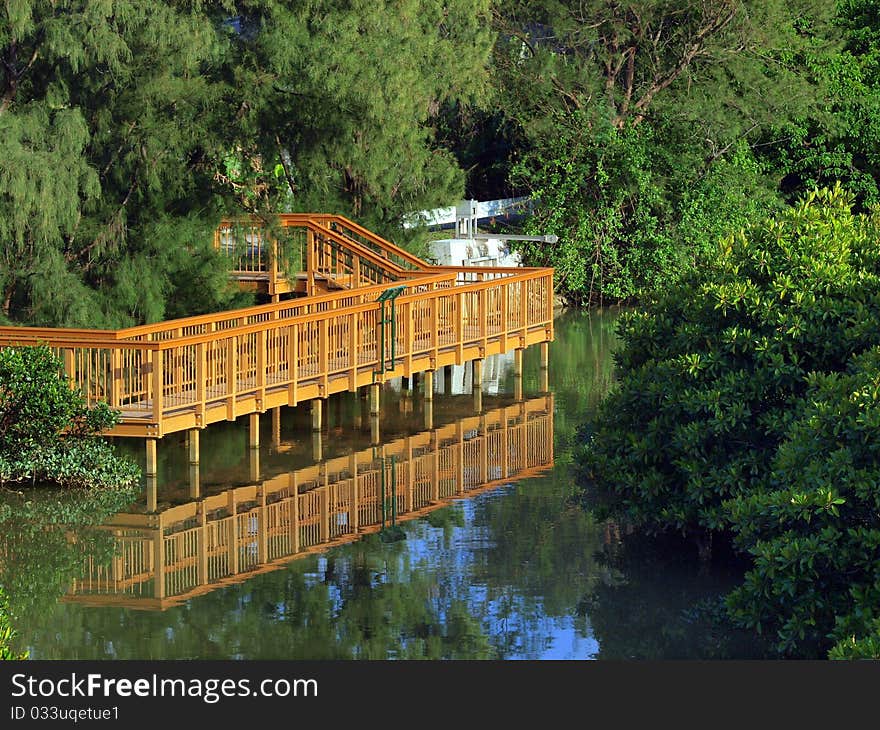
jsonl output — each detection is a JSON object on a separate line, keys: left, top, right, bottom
{"left": 223, "top": 0, "right": 495, "bottom": 237}
{"left": 511, "top": 116, "right": 774, "bottom": 304}
{"left": 0, "top": 1, "right": 248, "bottom": 328}
{"left": 0, "top": 586, "right": 27, "bottom": 660}
{"left": 725, "top": 348, "right": 880, "bottom": 656}
{"left": 580, "top": 186, "right": 880, "bottom": 657}
{"left": 756, "top": 0, "right": 880, "bottom": 208}
{"left": 493, "top": 0, "right": 836, "bottom": 305}
{"left": 0, "top": 484, "right": 136, "bottom": 635}
{"left": 581, "top": 185, "right": 880, "bottom": 532}
{"left": 0, "top": 346, "right": 139, "bottom": 489}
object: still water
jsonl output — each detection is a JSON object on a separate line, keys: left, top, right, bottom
{"left": 2, "top": 308, "right": 759, "bottom": 659}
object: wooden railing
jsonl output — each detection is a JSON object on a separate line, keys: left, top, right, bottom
{"left": 214, "top": 214, "right": 427, "bottom": 296}
{"left": 0, "top": 267, "right": 553, "bottom": 438}
{"left": 65, "top": 395, "right": 554, "bottom": 609}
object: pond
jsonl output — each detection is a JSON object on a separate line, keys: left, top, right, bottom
{"left": 1, "top": 308, "right": 764, "bottom": 659}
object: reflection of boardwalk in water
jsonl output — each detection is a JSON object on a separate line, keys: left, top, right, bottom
{"left": 65, "top": 395, "right": 554, "bottom": 610}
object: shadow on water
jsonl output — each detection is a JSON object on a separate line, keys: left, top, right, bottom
{"left": 0, "top": 306, "right": 766, "bottom": 659}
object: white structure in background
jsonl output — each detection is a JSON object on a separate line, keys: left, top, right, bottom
{"left": 404, "top": 198, "right": 556, "bottom": 268}
{"left": 390, "top": 351, "right": 515, "bottom": 396}
{"left": 439, "top": 352, "right": 515, "bottom": 396}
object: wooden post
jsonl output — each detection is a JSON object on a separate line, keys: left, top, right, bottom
{"left": 456, "top": 420, "right": 465, "bottom": 494}
{"left": 430, "top": 294, "right": 439, "bottom": 364}
{"left": 500, "top": 281, "right": 509, "bottom": 353}
{"left": 311, "top": 398, "right": 322, "bottom": 431}
{"left": 228, "top": 490, "right": 239, "bottom": 575}
{"left": 110, "top": 348, "right": 121, "bottom": 409}
{"left": 288, "top": 324, "right": 299, "bottom": 406}
{"left": 473, "top": 358, "right": 483, "bottom": 413}
{"left": 473, "top": 359, "right": 483, "bottom": 388}
{"left": 272, "top": 407, "right": 281, "bottom": 451}
{"left": 320, "top": 486, "right": 330, "bottom": 542}
{"left": 369, "top": 383, "right": 380, "bottom": 415}
{"left": 370, "top": 414, "right": 380, "bottom": 445}
{"left": 151, "top": 349, "right": 164, "bottom": 428}
{"left": 226, "top": 335, "right": 238, "bottom": 421}
{"left": 249, "top": 412, "right": 260, "bottom": 448}
{"left": 423, "top": 399, "right": 433, "bottom": 431}
{"left": 502, "top": 407, "right": 510, "bottom": 479}
{"left": 514, "top": 347, "right": 524, "bottom": 401}
{"left": 320, "top": 318, "right": 329, "bottom": 395}
{"left": 145, "top": 438, "right": 158, "bottom": 478}
{"left": 350, "top": 453, "right": 359, "bottom": 532}
{"left": 405, "top": 436, "right": 414, "bottom": 514}
{"left": 480, "top": 416, "right": 489, "bottom": 485}
{"left": 349, "top": 311, "right": 359, "bottom": 389}
{"left": 146, "top": 438, "right": 158, "bottom": 511}
{"left": 197, "top": 507, "right": 208, "bottom": 586}
{"left": 145, "top": 476, "right": 158, "bottom": 514}
{"left": 256, "top": 329, "right": 266, "bottom": 409}
{"left": 257, "top": 489, "right": 268, "bottom": 564}
{"left": 62, "top": 348, "right": 75, "bottom": 388}
{"left": 153, "top": 523, "right": 165, "bottom": 600}
{"left": 249, "top": 446, "right": 260, "bottom": 483}
{"left": 456, "top": 291, "right": 464, "bottom": 364}
{"left": 188, "top": 462, "right": 200, "bottom": 500}
{"left": 312, "top": 431, "right": 323, "bottom": 462}
{"left": 540, "top": 341, "right": 549, "bottom": 392}
{"left": 424, "top": 369, "right": 434, "bottom": 401}
{"left": 195, "top": 342, "right": 206, "bottom": 427}
{"left": 187, "top": 428, "right": 200, "bottom": 464}
{"left": 404, "top": 300, "right": 413, "bottom": 376}
{"left": 306, "top": 229, "right": 315, "bottom": 296}
{"left": 431, "top": 433, "right": 440, "bottom": 502}
{"left": 188, "top": 429, "right": 200, "bottom": 499}
{"left": 479, "top": 287, "right": 488, "bottom": 354}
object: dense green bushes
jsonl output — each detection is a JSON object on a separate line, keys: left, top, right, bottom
{"left": 0, "top": 346, "right": 139, "bottom": 490}
{"left": 579, "top": 187, "right": 880, "bottom": 657}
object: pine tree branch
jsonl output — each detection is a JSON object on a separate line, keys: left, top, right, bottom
{"left": 630, "top": 6, "right": 738, "bottom": 126}
{"left": 0, "top": 34, "right": 41, "bottom": 114}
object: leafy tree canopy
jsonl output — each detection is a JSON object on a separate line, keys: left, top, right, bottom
{"left": 578, "top": 186, "right": 880, "bottom": 657}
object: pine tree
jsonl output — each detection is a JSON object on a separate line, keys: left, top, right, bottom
{"left": 223, "top": 0, "right": 495, "bottom": 236}
{"left": 0, "top": 1, "right": 248, "bottom": 327}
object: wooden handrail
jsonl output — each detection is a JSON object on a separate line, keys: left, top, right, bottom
{"left": 0, "top": 265, "right": 554, "bottom": 436}
{"left": 216, "top": 215, "right": 419, "bottom": 287}
{"left": 0, "top": 212, "right": 554, "bottom": 439}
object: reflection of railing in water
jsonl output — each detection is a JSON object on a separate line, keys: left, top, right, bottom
{"left": 66, "top": 395, "right": 554, "bottom": 610}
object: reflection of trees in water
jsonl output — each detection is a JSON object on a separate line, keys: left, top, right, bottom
{"left": 21, "top": 519, "right": 495, "bottom": 660}
{"left": 0, "top": 486, "right": 136, "bottom": 653}
{"left": 517, "top": 307, "right": 621, "bottom": 461}
{"left": 468, "top": 476, "right": 605, "bottom": 657}
{"left": 580, "top": 530, "right": 772, "bottom": 659}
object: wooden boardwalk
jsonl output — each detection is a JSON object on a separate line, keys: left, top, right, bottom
{"left": 64, "top": 395, "right": 554, "bottom": 610}
{"left": 0, "top": 214, "right": 554, "bottom": 441}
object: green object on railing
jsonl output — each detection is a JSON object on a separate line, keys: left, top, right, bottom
{"left": 374, "top": 285, "right": 407, "bottom": 380}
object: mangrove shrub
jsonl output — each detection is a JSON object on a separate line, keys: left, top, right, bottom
{"left": 0, "top": 345, "right": 139, "bottom": 489}
{"left": 579, "top": 186, "right": 880, "bottom": 656}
